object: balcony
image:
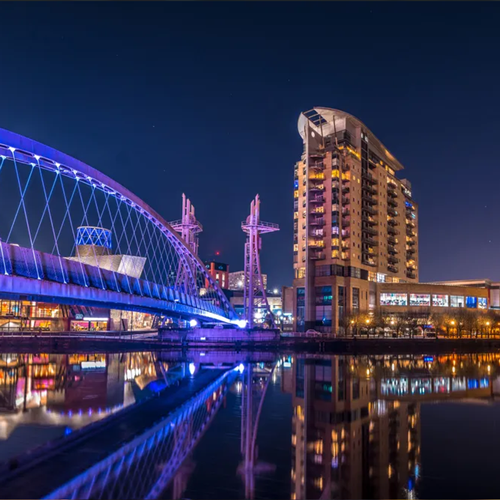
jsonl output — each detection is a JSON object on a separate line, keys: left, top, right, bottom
{"left": 387, "top": 226, "right": 399, "bottom": 236}
{"left": 387, "top": 186, "right": 397, "bottom": 198}
{"left": 362, "top": 171, "right": 377, "bottom": 184}
{"left": 363, "top": 193, "right": 377, "bottom": 205}
{"left": 309, "top": 151, "right": 325, "bottom": 160}
{"left": 388, "top": 255, "right": 399, "bottom": 264}
{"left": 308, "top": 239, "right": 325, "bottom": 249}
{"left": 387, "top": 235, "right": 397, "bottom": 245}
{"left": 362, "top": 215, "right": 377, "bottom": 226}
{"left": 309, "top": 249, "right": 325, "bottom": 260}
{"left": 362, "top": 183, "right": 377, "bottom": 195}
{"left": 387, "top": 206, "right": 397, "bottom": 217}
{"left": 362, "top": 234, "right": 378, "bottom": 246}
{"left": 309, "top": 195, "right": 324, "bottom": 203}
{"left": 387, "top": 217, "right": 398, "bottom": 227}
{"left": 310, "top": 206, "right": 325, "bottom": 215}
{"left": 406, "top": 271, "right": 417, "bottom": 279}
{"left": 406, "top": 228, "right": 416, "bottom": 237}
{"left": 387, "top": 198, "right": 398, "bottom": 208}
{"left": 406, "top": 238, "right": 416, "bottom": 246}
{"left": 406, "top": 245, "right": 416, "bottom": 254}
{"left": 388, "top": 264, "right": 399, "bottom": 274}
{"left": 362, "top": 224, "right": 377, "bottom": 235}
{"left": 406, "top": 219, "right": 416, "bottom": 228}
{"left": 362, "top": 205, "right": 377, "bottom": 216}
{"left": 362, "top": 256, "right": 377, "bottom": 267}
{"left": 342, "top": 185, "right": 350, "bottom": 194}
{"left": 342, "top": 217, "right": 351, "bottom": 227}
{"left": 342, "top": 208, "right": 350, "bottom": 217}
{"left": 341, "top": 197, "right": 350, "bottom": 206}
{"left": 388, "top": 245, "right": 399, "bottom": 255}
{"left": 309, "top": 217, "right": 325, "bottom": 226}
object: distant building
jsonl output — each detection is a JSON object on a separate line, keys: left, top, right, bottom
{"left": 66, "top": 226, "right": 146, "bottom": 279}
{"left": 204, "top": 261, "right": 229, "bottom": 290}
{"left": 225, "top": 289, "right": 282, "bottom": 323}
{"left": 229, "top": 271, "right": 267, "bottom": 291}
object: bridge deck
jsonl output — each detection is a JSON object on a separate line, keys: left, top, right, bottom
{"left": 0, "top": 368, "right": 229, "bottom": 499}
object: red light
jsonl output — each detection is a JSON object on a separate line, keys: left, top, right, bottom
{"left": 215, "top": 251, "right": 220, "bottom": 256}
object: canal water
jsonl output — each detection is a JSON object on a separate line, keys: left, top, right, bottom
{"left": 0, "top": 351, "right": 498, "bottom": 499}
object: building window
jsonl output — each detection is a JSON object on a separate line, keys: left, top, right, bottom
{"left": 380, "top": 293, "right": 407, "bottom": 306}
{"left": 338, "top": 286, "right": 345, "bottom": 324}
{"left": 352, "top": 288, "right": 360, "bottom": 312}
{"left": 432, "top": 295, "right": 449, "bottom": 307}
{"left": 296, "top": 288, "right": 305, "bottom": 330}
{"left": 478, "top": 297, "right": 487, "bottom": 309}
{"left": 450, "top": 295, "right": 465, "bottom": 307}
{"left": 409, "top": 294, "right": 430, "bottom": 307}
{"left": 466, "top": 296, "right": 478, "bottom": 309}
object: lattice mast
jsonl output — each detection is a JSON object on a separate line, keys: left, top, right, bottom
{"left": 170, "top": 194, "right": 203, "bottom": 294}
{"left": 241, "top": 195, "right": 279, "bottom": 328}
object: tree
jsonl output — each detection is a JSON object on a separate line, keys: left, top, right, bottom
{"left": 430, "top": 312, "right": 449, "bottom": 337}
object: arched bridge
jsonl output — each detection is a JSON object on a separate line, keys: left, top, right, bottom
{"left": 0, "top": 128, "right": 236, "bottom": 324}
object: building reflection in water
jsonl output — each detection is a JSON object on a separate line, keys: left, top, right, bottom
{"left": 284, "top": 353, "right": 499, "bottom": 500}
{"left": 0, "top": 352, "right": 175, "bottom": 461}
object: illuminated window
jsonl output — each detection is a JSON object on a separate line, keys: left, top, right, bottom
{"left": 294, "top": 190, "right": 299, "bottom": 198}
{"left": 466, "top": 296, "right": 477, "bottom": 308}
{"left": 409, "top": 294, "right": 430, "bottom": 307}
{"left": 478, "top": 297, "right": 487, "bottom": 309}
{"left": 450, "top": 295, "right": 464, "bottom": 307}
{"left": 432, "top": 294, "right": 449, "bottom": 307}
{"left": 380, "top": 293, "right": 407, "bottom": 306}
{"left": 313, "top": 439, "right": 323, "bottom": 454}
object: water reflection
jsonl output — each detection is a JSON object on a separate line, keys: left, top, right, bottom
{"left": 0, "top": 352, "right": 176, "bottom": 462}
{"left": 281, "top": 353, "right": 499, "bottom": 500}
{"left": 0, "top": 351, "right": 498, "bottom": 499}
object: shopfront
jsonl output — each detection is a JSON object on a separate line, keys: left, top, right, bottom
{"left": 70, "top": 317, "right": 109, "bottom": 332}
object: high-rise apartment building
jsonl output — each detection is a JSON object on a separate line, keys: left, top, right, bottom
{"left": 293, "top": 107, "right": 418, "bottom": 333}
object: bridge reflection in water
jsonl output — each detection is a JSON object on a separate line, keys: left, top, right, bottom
{"left": 0, "top": 351, "right": 497, "bottom": 499}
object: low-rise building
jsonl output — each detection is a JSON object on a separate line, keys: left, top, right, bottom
{"left": 229, "top": 271, "right": 267, "bottom": 291}
{"left": 376, "top": 282, "right": 490, "bottom": 316}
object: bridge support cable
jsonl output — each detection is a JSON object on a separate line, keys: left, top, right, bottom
{"left": 0, "top": 128, "right": 237, "bottom": 323}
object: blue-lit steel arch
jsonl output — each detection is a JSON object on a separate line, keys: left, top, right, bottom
{"left": 0, "top": 128, "right": 236, "bottom": 323}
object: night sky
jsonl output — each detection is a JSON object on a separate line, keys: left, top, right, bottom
{"left": 1, "top": 2, "right": 499, "bottom": 289}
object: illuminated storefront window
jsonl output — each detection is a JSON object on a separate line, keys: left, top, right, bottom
{"left": 409, "top": 294, "right": 430, "bottom": 307}
{"left": 478, "top": 297, "right": 488, "bottom": 309}
{"left": 466, "top": 296, "right": 478, "bottom": 308}
{"left": 432, "top": 295, "right": 449, "bottom": 307}
{"left": 450, "top": 295, "right": 465, "bottom": 307}
{"left": 380, "top": 293, "right": 407, "bottom": 306}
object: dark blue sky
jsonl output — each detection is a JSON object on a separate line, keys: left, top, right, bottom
{"left": 1, "top": 2, "right": 499, "bottom": 288}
